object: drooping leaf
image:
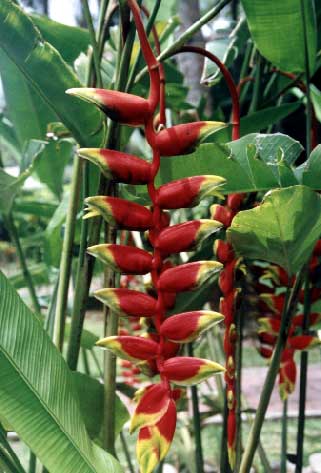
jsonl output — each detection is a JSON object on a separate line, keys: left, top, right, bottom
{"left": 0, "top": 270, "right": 122, "bottom": 473}
{"left": 228, "top": 186, "right": 321, "bottom": 275}
{"left": 241, "top": 0, "right": 317, "bottom": 73}
{"left": 0, "top": 0, "right": 103, "bottom": 147}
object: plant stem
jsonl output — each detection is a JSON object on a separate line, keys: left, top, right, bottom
{"left": 135, "top": 0, "right": 231, "bottom": 83}
{"left": 220, "top": 396, "right": 232, "bottom": 473}
{"left": 120, "top": 431, "right": 135, "bottom": 473}
{"left": 280, "top": 400, "right": 288, "bottom": 473}
{"left": 53, "top": 156, "right": 82, "bottom": 349}
{"left": 81, "top": 0, "right": 102, "bottom": 87}
{"left": 295, "top": 272, "right": 311, "bottom": 473}
{"left": 28, "top": 452, "right": 36, "bottom": 473}
{"left": 295, "top": 5, "right": 312, "bottom": 470}
{"left": 248, "top": 54, "right": 262, "bottom": 113}
{"left": 188, "top": 343, "right": 204, "bottom": 473}
{"left": 5, "top": 213, "right": 41, "bottom": 314}
{"left": 240, "top": 270, "right": 304, "bottom": 473}
{"left": 0, "top": 425, "right": 25, "bottom": 473}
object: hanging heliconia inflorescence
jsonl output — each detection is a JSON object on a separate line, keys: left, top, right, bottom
{"left": 66, "top": 1, "right": 227, "bottom": 471}
{"left": 212, "top": 192, "right": 244, "bottom": 467}
{"left": 253, "top": 257, "right": 321, "bottom": 400}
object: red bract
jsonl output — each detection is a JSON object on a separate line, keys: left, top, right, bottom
{"left": 85, "top": 196, "right": 153, "bottom": 230}
{"left": 158, "top": 175, "right": 225, "bottom": 209}
{"left": 154, "top": 122, "right": 226, "bottom": 156}
{"left": 66, "top": 88, "right": 153, "bottom": 126}
{"left": 78, "top": 148, "right": 151, "bottom": 184}
{"left": 155, "top": 219, "right": 222, "bottom": 255}
{"left": 70, "top": 3, "right": 225, "bottom": 471}
{"left": 87, "top": 244, "right": 153, "bottom": 275}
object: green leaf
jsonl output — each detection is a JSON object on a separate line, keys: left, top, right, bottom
{"left": 212, "top": 103, "right": 301, "bottom": 142}
{"left": 299, "top": 145, "right": 321, "bottom": 188}
{"left": 228, "top": 186, "right": 321, "bottom": 275}
{"left": 0, "top": 141, "right": 45, "bottom": 214}
{"left": 0, "top": 271, "right": 122, "bottom": 473}
{"left": 73, "top": 373, "right": 129, "bottom": 440}
{"left": 241, "top": 0, "right": 317, "bottom": 73}
{"left": 44, "top": 193, "right": 69, "bottom": 267}
{"left": 0, "top": 0, "right": 102, "bottom": 146}
{"left": 64, "top": 324, "right": 99, "bottom": 350}
{"left": 157, "top": 133, "right": 302, "bottom": 194}
{"left": 31, "top": 14, "right": 90, "bottom": 64}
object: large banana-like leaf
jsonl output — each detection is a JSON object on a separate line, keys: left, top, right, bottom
{"left": 0, "top": 271, "right": 122, "bottom": 473}
{"left": 0, "top": 0, "right": 102, "bottom": 147}
{"left": 241, "top": 0, "right": 317, "bottom": 73}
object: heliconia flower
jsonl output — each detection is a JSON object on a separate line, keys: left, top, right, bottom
{"left": 94, "top": 288, "right": 156, "bottom": 317}
{"left": 84, "top": 196, "right": 153, "bottom": 230}
{"left": 162, "top": 356, "right": 225, "bottom": 385}
{"left": 66, "top": 88, "right": 152, "bottom": 126}
{"left": 136, "top": 359, "right": 158, "bottom": 378}
{"left": 299, "top": 287, "right": 321, "bottom": 303}
{"left": 214, "top": 239, "right": 234, "bottom": 264}
{"left": 227, "top": 193, "right": 245, "bottom": 211}
{"left": 77, "top": 148, "right": 151, "bottom": 184}
{"left": 137, "top": 399, "right": 176, "bottom": 473}
{"left": 157, "top": 176, "right": 225, "bottom": 209}
{"left": 258, "top": 332, "right": 277, "bottom": 345}
{"left": 220, "top": 289, "right": 239, "bottom": 320}
{"left": 96, "top": 335, "right": 158, "bottom": 362}
{"left": 87, "top": 244, "right": 152, "bottom": 275}
{"left": 211, "top": 204, "right": 234, "bottom": 227}
{"left": 154, "top": 121, "right": 226, "bottom": 156}
{"left": 160, "top": 310, "right": 224, "bottom": 343}
{"left": 292, "top": 312, "right": 321, "bottom": 328}
{"left": 258, "top": 317, "right": 281, "bottom": 335}
{"left": 155, "top": 219, "right": 222, "bottom": 255}
{"left": 219, "top": 259, "right": 237, "bottom": 295}
{"left": 279, "top": 358, "right": 296, "bottom": 400}
{"left": 287, "top": 335, "right": 321, "bottom": 350}
{"left": 158, "top": 260, "right": 223, "bottom": 293}
{"left": 227, "top": 410, "right": 236, "bottom": 468}
{"left": 259, "top": 346, "right": 273, "bottom": 358}
{"left": 130, "top": 383, "right": 171, "bottom": 433}
{"left": 259, "top": 293, "right": 285, "bottom": 314}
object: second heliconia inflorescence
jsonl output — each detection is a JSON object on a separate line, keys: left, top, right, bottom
{"left": 66, "top": 1, "right": 228, "bottom": 471}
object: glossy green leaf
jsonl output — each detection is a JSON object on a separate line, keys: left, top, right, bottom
{"left": 241, "top": 0, "right": 317, "bottom": 73}
{"left": 157, "top": 133, "right": 303, "bottom": 194}
{"left": 0, "top": 270, "right": 122, "bottom": 473}
{"left": 212, "top": 103, "right": 301, "bottom": 142}
{"left": 299, "top": 145, "right": 321, "bottom": 188}
{"left": 0, "top": 0, "right": 102, "bottom": 147}
{"left": 31, "top": 14, "right": 90, "bottom": 64}
{"left": 73, "top": 373, "right": 129, "bottom": 440}
{"left": 228, "top": 186, "right": 321, "bottom": 275}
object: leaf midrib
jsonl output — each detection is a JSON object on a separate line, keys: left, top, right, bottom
{"left": 0, "top": 340, "right": 98, "bottom": 473}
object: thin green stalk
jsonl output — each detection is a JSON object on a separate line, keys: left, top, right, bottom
{"left": 91, "top": 350, "right": 103, "bottom": 378}
{"left": 126, "top": 0, "right": 162, "bottom": 92}
{"left": 295, "top": 4, "right": 312, "bottom": 469}
{"left": 280, "top": 400, "right": 288, "bottom": 473}
{"left": 220, "top": 396, "right": 232, "bottom": 473}
{"left": 206, "top": 329, "right": 225, "bottom": 406}
{"left": 188, "top": 343, "right": 204, "bottom": 473}
{"left": 240, "top": 271, "right": 304, "bottom": 473}
{"left": 120, "top": 432, "right": 135, "bottom": 473}
{"left": 248, "top": 54, "right": 262, "bottom": 113}
{"left": 135, "top": 0, "right": 231, "bottom": 83}
{"left": 28, "top": 453, "right": 36, "bottom": 473}
{"left": 0, "top": 426, "right": 25, "bottom": 473}
{"left": 295, "top": 273, "right": 311, "bottom": 473}
{"left": 53, "top": 156, "right": 82, "bottom": 349}
{"left": 81, "top": 0, "right": 103, "bottom": 87}
{"left": 0, "top": 449, "right": 22, "bottom": 473}
{"left": 5, "top": 213, "right": 40, "bottom": 314}
{"left": 44, "top": 275, "right": 59, "bottom": 337}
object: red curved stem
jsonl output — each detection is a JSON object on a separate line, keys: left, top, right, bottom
{"left": 173, "top": 45, "right": 240, "bottom": 141}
